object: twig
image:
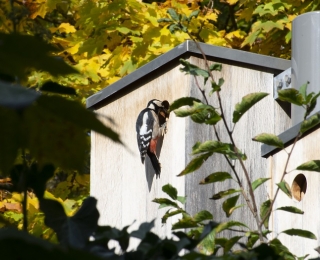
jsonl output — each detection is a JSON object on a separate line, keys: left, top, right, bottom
{"left": 259, "top": 133, "right": 301, "bottom": 229}
{"left": 187, "top": 30, "right": 262, "bottom": 241}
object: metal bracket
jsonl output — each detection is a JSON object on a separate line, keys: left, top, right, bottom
{"left": 273, "top": 67, "right": 292, "bottom": 99}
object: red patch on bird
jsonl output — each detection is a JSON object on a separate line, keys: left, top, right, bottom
{"left": 149, "top": 138, "right": 158, "bottom": 154}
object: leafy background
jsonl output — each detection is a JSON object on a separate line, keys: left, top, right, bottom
{"left": 0, "top": 0, "right": 319, "bottom": 246}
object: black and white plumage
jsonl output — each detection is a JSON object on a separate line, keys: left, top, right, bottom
{"left": 136, "top": 99, "right": 170, "bottom": 178}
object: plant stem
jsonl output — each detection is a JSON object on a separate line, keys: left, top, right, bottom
{"left": 259, "top": 133, "right": 301, "bottom": 229}
{"left": 22, "top": 149, "right": 28, "bottom": 232}
{"left": 188, "top": 32, "right": 262, "bottom": 241}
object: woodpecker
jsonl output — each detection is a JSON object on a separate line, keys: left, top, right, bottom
{"left": 136, "top": 99, "right": 170, "bottom": 178}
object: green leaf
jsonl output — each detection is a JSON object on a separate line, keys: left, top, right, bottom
{"left": 281, "top": 229, "right": 317, "bottom": 240}
{"left": 209, "top": 63, "right": 222, "bottom": 71}
{"left": 300, "top": 113, "right": 320, "bottom": 134}
{"left": 276, "top": 206, "right": 304, "bottom": 214}
{"left": 174, "top": 101, "right": 221, "bottom": 125}
{"left": 296, "top": 160, "right": 320, "bottom": 172}
{"left": 40, "top": 82, "right": 77, "bottom": 96}
{"left": 170, "top": 97, "right": 201, "bottom": 111}
{"left": 193, "top": 210, "right": 213, "bottom": 223}
{"left": 224, "top": 236, "right": 243, "bottom": 253}
{"left": 188, "top": 10, "right": 200, "bottom": 20}
{"left": 162, "top": 209, "right": 185, "bottom": 224}
{"left": 157, "top": 18, "right": 172, "bottom": 23}
{"left": 252, "top": 133, "right": 284, "bottom": 149}
{"left": 199, "top": 172, "right": 232, "bottom": 185}
{"left": 252, "top": 178, "right": 271, "bottom": 191}
{"left": 172, "top": 217, "right": 199, "bottom": 230}
{"left": 270, "top": 238, "right": 296, "bottom": 260}
{"left": 191, "top": 140, "right": 246, "bottom": 160}
{"left": 233, "top": 92, "right": 269, "bottom": 123}
{"left": 210, "top": 189, "right": 240, "bottom": 200}
{"left": 152, "top": 198, "right": 179, "bottom": 209}
{"left": 179, "top": 59, "right": 210, "bottom": 84}
{"left": 299, "top": 82, "right": 309, "bottom": 100}
{"left": 260, "top": 199, "right": 271, "bottom": 229}
{"left": 168, "top": 23, "right": 180, "bottom": 34}
{"left": 210, "top": 78, "right": 224, "bottom": 95}
{"left": 278, "top": 88, "right": 304, "bottom": 106}
{"left": 192, "top": 140, "right": 231, "bottom": 155}
{"left": 177, "top": 153, "right": 212, "bottom": 176}
{"left": 305, "top": 92, "right": 320, "bottom": 118}
{"left": 0, "top": 33, "right": 78, "bottom": 80}
{"left": 222, "top": 195, "right": 240, "bottom": 217}
{"left": 215, "top": 221, "right": 249, "bottom": 233}
{"left": 162, "top": 184, "right": 178, "bottom": 200}
{"left": 177, "top": 196, "right": 187, "bottom": 204}
{"left": 167, "top": 8, "right": 180, "bottom": 21}
{"left": 276, "top": 181, "right": 292, "bottom": 198}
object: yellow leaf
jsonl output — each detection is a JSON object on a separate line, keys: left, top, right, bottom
{"left": 28, "top": 0, "right": 47, "bottom": 19}
{"left": 227, "top": 0, "right": 239, "bottom": 5}
{"left": 205, "top": 12, "right": 218, "bottom": 21}
{"left": 66, "top": 43, "right": 80, "bottom": 55}
{"left": 58, "top": 23, "right": 76, "bottom": 33}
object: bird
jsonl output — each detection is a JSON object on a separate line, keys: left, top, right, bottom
{"left": 136, "top": 99, "right": 170, "bottom": 178}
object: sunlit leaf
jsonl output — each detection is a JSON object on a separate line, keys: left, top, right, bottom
{"left": 177, "top": 196, "right": 187, "bottom": 204}
{"left": 276, "top": 206, "right": 304, "bottom": 214}
{"left": 209, "top": 63, "right": 222, "bottom": 71}
{"left": 252, "top": 178, "right": 271, "bottom": 191}
{"left": 276, "top": 181, "right": 292, "bottom": 198}
{"left": 300, "top": 114, "right": 320, "bottom": 134}
{"left": 162, "top": 209, "right": 185, "bottom": 224}
{"left": 152, "top": 198, "right": 179, "bottom": 209}
{"left": 215, "top": 221, "right": 249, "bottom": 233}
{"left": 199, "top": 172, "right": 232, "bottom": 185}
{"left": 210, "top": 189, "right": 240, "bottom": 200}
{"left": 174, "top": 101, "right": 221, "bottom": 125}
{"left": 222, "top": 195, "right": 240, "bottom": 217}
{"left": 233, "top": 92, "right": 268, "bottom": 123}
{"left": 296, "top": 160, "right": 320, "bottom": 172}
{"left": 278, "top": 88, "right": 304, "bottom": 106}
{"left": 170, "top": 97, "right": 201, "bottom": 111}
{"left": 252, "top": 133, "right": 284, "bottom": 149}
{"left": 281, "top": 229, "right": 317, "bottom": 240}
{"left": 210, "top": 78, "right": 224, "bottom": 95}
{"left": 179, "top": 59, "right": 210, "bottom": 84}
{"left": 299, "top": 82, "right": 309, "bottom": 100}
{"left": 177, "top": 153, "right": 212, "bottom": 176}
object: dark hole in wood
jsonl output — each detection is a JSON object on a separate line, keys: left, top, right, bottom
{"left": 291, "top": 174, "right": 307, "bottom": 201}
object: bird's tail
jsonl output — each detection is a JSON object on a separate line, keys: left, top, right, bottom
{"left": 147, "top": 151, "right": 161, "bottom": 178}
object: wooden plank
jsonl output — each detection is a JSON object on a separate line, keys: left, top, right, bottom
{"left": 90, "top": 64, "right": 189, "bottom": 247}
{"left": 184, "top": 56, "right": 291, "bottom": 235}
{"left": 269, "top": 129, "right": 320, "bottom": 258}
